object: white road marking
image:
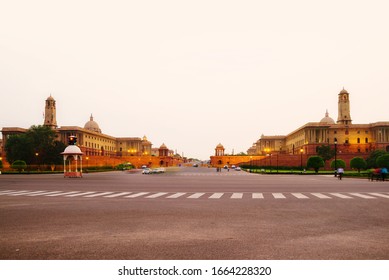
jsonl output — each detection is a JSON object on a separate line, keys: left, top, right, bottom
{"left": 349, "top": 193, "right": 376, "bottom": 199}
{"left": 7, "top": 191, "right": 36, "bottom": 196}
{"left": 26, "top": 191, "right": 50, "bottom": 196}
{"left": 311, "top": 193, "right": 332, "bottom": 199}
{"left": 146, "top": 192, "right": 168, "bottom": 198}
{"left": 291, "top": 193, "right": 309, "bottom": 199}
{"left": 209, "top": 193, "right": 224, "bottom": 199}
{"left": 125, "top": 192, "right": 149, "bottom": 198}
{"left": 29, "top": 191, "right": 63, "bottom": 196}
{"left": 252, "top": 193, "right": 264, "bottom": 199}
{"left": 368, "top": 193, "right": 389, "bottom": 199}
{"left": 65, "top": 192, "right": 96, "bottom": 197}
{"left": 166, "top": 192, "right": 186, "bottom": 199}
{"left": 46, "top": 191, "right": 80, "bottom": 197}
{"left": 187, "top": 193, "right": 205, "bottom": 199}
{"left": 0, "top": 190, "right": 17, "bottom": 195}
{"left": 329, "top": 193, "right": 353, "bottom": 199}
{"left": 103, "top": 192, "right": 131, "bottom": 198}
{"left": 273, "top": 193, "right": 286, "bottom": 199}
{"left": 231, "top": 193, "right": 243, "bottom": 199}
{"left": 84, "top": 192, "right": 114, "bottom": 198}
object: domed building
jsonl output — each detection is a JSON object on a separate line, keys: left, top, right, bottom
{"left": 1, "top": 95, "right": 183, "bottom": 169}
{"left": 84, "top": 114, "right": 102, "bottom": 134}
{"left": 248, "top": 88, "right": 389, "bottom": 159}
{"left": 320, "top": 110, "right": 335, "bottom": 125}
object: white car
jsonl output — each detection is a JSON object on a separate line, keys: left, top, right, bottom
{"left": 142, "top": 168, "right": 152, "bottom": 174}
{"left": 235, "top": 167, "right": 241, "bottom": 171}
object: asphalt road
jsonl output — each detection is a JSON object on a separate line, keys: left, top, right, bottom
{"left": 1, "top": 167, "right": 388, "bottom": 260}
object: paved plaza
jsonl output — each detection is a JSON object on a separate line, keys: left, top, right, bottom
{"left": 1, "top": 168, "right": 388, "bottom": 259}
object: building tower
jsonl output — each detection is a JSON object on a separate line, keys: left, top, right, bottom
{"left": 337, "top": 88, "right": 352, "bottom": 125}
{"left": 215, "top": 143, "right": 225, "bottom": 156}
{"left": 44, "top": 95, "right": 57, "bottom": 129}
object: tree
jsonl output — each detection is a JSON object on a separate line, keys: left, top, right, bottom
{"left": 0, "top": 159, "right": 3, "bottom": 169}
{"left": 366, "top": 150, "right": 387, "bottom": 168}
{"left": 330, "top": 159, "right": 346, "bottom": 169}
{"left": 307, "top": 156, "right": 325, "bottom": 173}
{"left": 350, "top": 157, "right": 367, "bottom": 173}
{"left": 317, "top": 145, "right": 335, "bottom": 162}
{"left": 5, "top": 125, "right": 65, "bottom": 166}
{"left": 376, "top": 154, "right": 389, "bottom": 169}
{"left": 11, "top": 160, "right": 27, "bottom": 173}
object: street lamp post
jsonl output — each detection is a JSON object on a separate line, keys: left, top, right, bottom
{"left": 334, "top": 140, "right": 338, "bottom": 177}
{"left": 35, "top": 152, "right": 39, "bottom": 171}
{"left": 300, "top": 148, "right": 304, "bottom": 173}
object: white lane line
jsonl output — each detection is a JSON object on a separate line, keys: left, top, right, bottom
{"left": 103, "top": 192, "right": 131, "bottom": 198}
{"left": 209, "top": 193, "right": 224, "bottom": 199}
{"left": 368, "top": 193, "right": 389, "bottom": 199}
{"left": 28, "top": 191, "right": 63, "bottom": 196}
{"left": 65, "top": 192, "right": 96, "bottom": 197}
{"left": 329, "top": 193, "right": 353, "bottom": 199}
{"left": 7, "top": 191, "right": 36, "bottom": 196}
{"left": 46, "top": 191, "right": 80, "bottom": 197}
{"left": 167, "top": 192, "right": 186, "bottom": 199}
{"left": 311, "top": 193, "right": 332, "bottom": 199}
{"left": 252, "top": 193, "right": 264, "bottom": 199}
{"left": 0, "top": 190, "right": 17, "bottom": 195}
{"left": 272, "top": 193, "right": 286, "bottom": 199}
{"left": 26, "top": 191, "right": 51, "bottom": 196}
{"left": 291, "top": 193, "right": 309, "bottom": 199}
{"left": 146, "top": 192, "right": 168, "bottom": 198}
{"left": 84, "top": 192, "right": 114, "bottom": 198}
{"left": 231, "top": 193, "right": 243, "bottom": 199}
{"left": 349, "top": 193, "right": 377, "bottom": 199}
{"left": 0, "top": 190, "right": 30, "bottom": 195}
{"left": 125, "top": 192, "right": 149, "bottom": 198}
{"left": 187, "top": 193, "right": 205, "bottom": 199}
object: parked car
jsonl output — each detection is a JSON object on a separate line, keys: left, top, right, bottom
{"left": 235, "top": 167, "right": 241, "bottom": 171}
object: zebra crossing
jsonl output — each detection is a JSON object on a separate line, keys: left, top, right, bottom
{"left": 1, "top": 189, "right": 389, "bottom": 200}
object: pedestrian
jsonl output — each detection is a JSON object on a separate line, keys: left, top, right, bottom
{"left": 337, "top": 167, "right": 344, "bottom": 180}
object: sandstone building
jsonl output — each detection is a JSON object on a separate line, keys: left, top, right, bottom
{"left": 247, "top": 89, "right": 389, "bottom": 157}
{"left": 1, "top": 96, "right": 182, "bottom": 168}
{"left": 211, "top": 89, "right": 389, "bottom": 168}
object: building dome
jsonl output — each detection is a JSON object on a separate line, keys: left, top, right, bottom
{"left": 62, "top": 145, "right": 83, "bottom": 155}
{"left": 320, "top": 110, "right": 335, "bottom": 124}
{"left": 160, "top": 143, "right": 168, "bottom": 149}
{"left": 84, "top": 114, "right": 102, "bottom": 133}
{"left": 46, "top": 94, "right": 55, "bottom": 101}
{"left": 216, "top": 143, "right": 224, "bottom": 149}
{"left": 339, "top": 88, "right": 349, "bottom": 94}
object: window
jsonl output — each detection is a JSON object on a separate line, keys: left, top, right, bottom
{"left": 365, "top": 138, "right": 369, "bottom": 143}
{"left": 357, "top": 138, "right": 360, "bottom": 144}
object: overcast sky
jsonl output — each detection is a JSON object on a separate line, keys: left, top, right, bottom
{"left": 1, "top": 0, "right": 388, "bottom": 160}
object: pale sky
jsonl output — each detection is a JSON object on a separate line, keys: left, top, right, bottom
{"left": 1, "top": 0, "right": 389, "bottom": 160}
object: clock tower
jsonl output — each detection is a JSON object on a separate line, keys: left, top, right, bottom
{"left": 44, "top": 95, "right": 57, "bottom": 129}
{"left": 337, "top": 88, "right": 352, "bottom": 125}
